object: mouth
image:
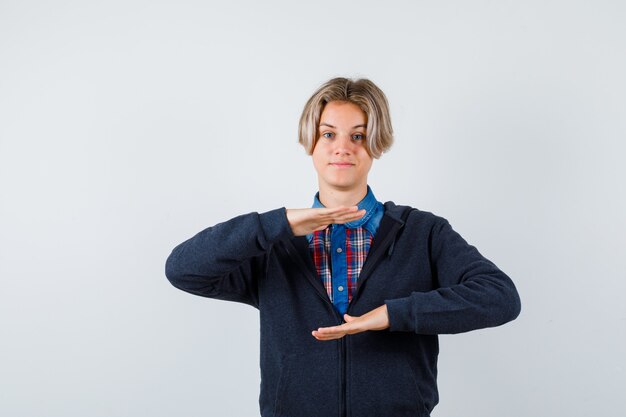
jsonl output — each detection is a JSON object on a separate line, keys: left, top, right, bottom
{"left": 329, "top": 162, "right": 355, "bottom": 168}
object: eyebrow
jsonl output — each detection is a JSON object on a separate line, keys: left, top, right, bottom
{"left": 319, "top": 123, "right": 367, "bottom": 129}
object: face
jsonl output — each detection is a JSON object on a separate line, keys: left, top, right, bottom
{"left": 312, "top": 100, "right": 373, "bottom": 194}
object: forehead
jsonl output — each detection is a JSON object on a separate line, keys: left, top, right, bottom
{"left": 319, "top": 101, "right": 367, "bottom": 125}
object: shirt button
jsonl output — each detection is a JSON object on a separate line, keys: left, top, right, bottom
{"left": 336, "top": 247, "right": 343, "bottom": 253}
{"left": 338, "top": 286, "right": 344, "bottom": 292}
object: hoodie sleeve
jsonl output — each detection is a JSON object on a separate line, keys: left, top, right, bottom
{"left": 385, "top": 218, "right": 521, "bottom": 334}
{"left": 165, "top": 207, "right": 294, "bottom": 308}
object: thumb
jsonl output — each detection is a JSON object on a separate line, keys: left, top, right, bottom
{"left": 343, "top": 314, "right": 356, "bottom": 323}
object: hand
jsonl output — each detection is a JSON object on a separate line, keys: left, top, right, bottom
{"left": 311, "top": 305, "right": 390, "bottom": 341}
{"left": 286, "top": 206, "right": 366, "bottom": 236}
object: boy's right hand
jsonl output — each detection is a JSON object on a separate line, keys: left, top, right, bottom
{"left": 285, "top": 206, "right": 366, "bottom": 236}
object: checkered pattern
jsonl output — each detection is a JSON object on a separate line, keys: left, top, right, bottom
{"left": 310, "top": 225, "right": 373, "bottom": 303}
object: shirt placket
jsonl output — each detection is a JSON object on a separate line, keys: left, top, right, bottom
{"left": 330, "top": 224, "right": 349, "bottom": 316}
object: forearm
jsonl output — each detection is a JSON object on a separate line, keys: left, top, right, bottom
{"left": 165, "top": 207, "right": 293, "bottom": 301}
{"left": 385, "top": 218, "right": 521, "bottom": 335}
{"left": 385, "top": 270, "right": 521, "bottom": 334}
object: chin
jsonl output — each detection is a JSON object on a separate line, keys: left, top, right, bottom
{"left": 321, "top": 175, "right": 366, "bottom": 191}
{"left": 327, "top": 181, "right": 359, "bottom": 191}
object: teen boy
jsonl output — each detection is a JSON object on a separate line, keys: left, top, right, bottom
{"left": 165, "top": 77, "right": 521, "bottom": 417}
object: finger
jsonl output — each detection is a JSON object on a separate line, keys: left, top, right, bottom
{"left": 315, "top": 322, "right": 360, "bottom": 336}
{"left": 328, "top": 206, "right": 363, "bottom": 216}
{"left": 314, "top": 334, "right": 344, "bottom": 341}
{"left": 309, "top": 206, "right": 357, "bottom": 223}
{"left": 330, "top": 209, "right": 366, "bottom": 224}
{"left": 312, "top": 330, "right": 345, "bottom": 341}
{"left": 312, "top": 208, "right": 366, "bottom": 230}
{"left": 323, "top": 205, "right": 360, "bottom": 213}
{"left": 315, "top": 325, "right": 346, "bottom": 334}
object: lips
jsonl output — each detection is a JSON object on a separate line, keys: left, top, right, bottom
{"left": 329, "top": 162, "right": 355, "bottom": 167}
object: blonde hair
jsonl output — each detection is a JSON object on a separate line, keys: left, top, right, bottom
{"left": 298, "top": 77, "right": 394, "bottom": 159}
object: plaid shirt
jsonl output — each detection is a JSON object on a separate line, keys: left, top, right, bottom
{"left": 307, "top": 186, "right": 384, "bottom": 316}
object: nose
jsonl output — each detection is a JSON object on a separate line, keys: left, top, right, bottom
{"left": 332, "top": 133, "right": 355, "bottom": 155}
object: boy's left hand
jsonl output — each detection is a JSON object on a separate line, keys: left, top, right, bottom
{"left": 312, "top": 305, "right": 390, "bottom": 341}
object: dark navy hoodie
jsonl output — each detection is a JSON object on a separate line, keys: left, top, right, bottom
{"left": 165, "top": 202, "right": 521, "bottom": 417}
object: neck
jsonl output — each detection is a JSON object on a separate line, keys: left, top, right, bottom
{"left": 318, "top": 185, "right": 368, "bottom": 208}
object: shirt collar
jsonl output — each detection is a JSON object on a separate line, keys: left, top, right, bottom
{"left": 311, "top": 185, "right": 381, "bottom": 232}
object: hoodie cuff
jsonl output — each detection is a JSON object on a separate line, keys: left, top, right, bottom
{"left": 385, "top": 296, "right": 416, "bottom": 333}
{"left": 259, "top": 207, "right": 294, "bottom": 244}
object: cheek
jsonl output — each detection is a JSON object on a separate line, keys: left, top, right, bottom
{"left": 311, "top": 149, "right": 325, "bottom": 171}
{"left": 360, "top": 152, "right": 373, "bottom": 170}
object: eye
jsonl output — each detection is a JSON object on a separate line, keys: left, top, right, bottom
{"left": 322, "top": 132, "right": 334, "bottom": 139}
{"left": 352, "top": 133, "right": 365, "bottom": 141}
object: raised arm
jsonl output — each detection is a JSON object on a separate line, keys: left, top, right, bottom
{"left": 165, "top": 206, "right": 367, "bottom": 307}
{"left": 165, "top": 208, "right": 293, "bottom": 307}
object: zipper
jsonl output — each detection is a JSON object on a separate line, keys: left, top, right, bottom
{"left": 340, "top": 336, "right": 346, "bottom": 417}
{"left": 281, "top": 239, "right": 353, "bottom": 417}
{"left": 339, "top": 215, "right": 406, "bottom": 417}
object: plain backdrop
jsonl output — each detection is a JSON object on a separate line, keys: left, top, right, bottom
{"left": 1, "top": 1, "right": 625, "bottom": 416}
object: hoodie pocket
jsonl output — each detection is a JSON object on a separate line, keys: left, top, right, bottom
{"left": 272, "top": 355, "right": 292, "bottom": 416}
{"left": 272, "top": 352, "right": 340, "bottom": 417}
{"left": 348, "top": 352, "right": 428, "bottom": 416}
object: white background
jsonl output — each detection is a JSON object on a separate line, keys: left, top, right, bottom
{"left": 1, "top": 1, "right": 625, "bottom": 416}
